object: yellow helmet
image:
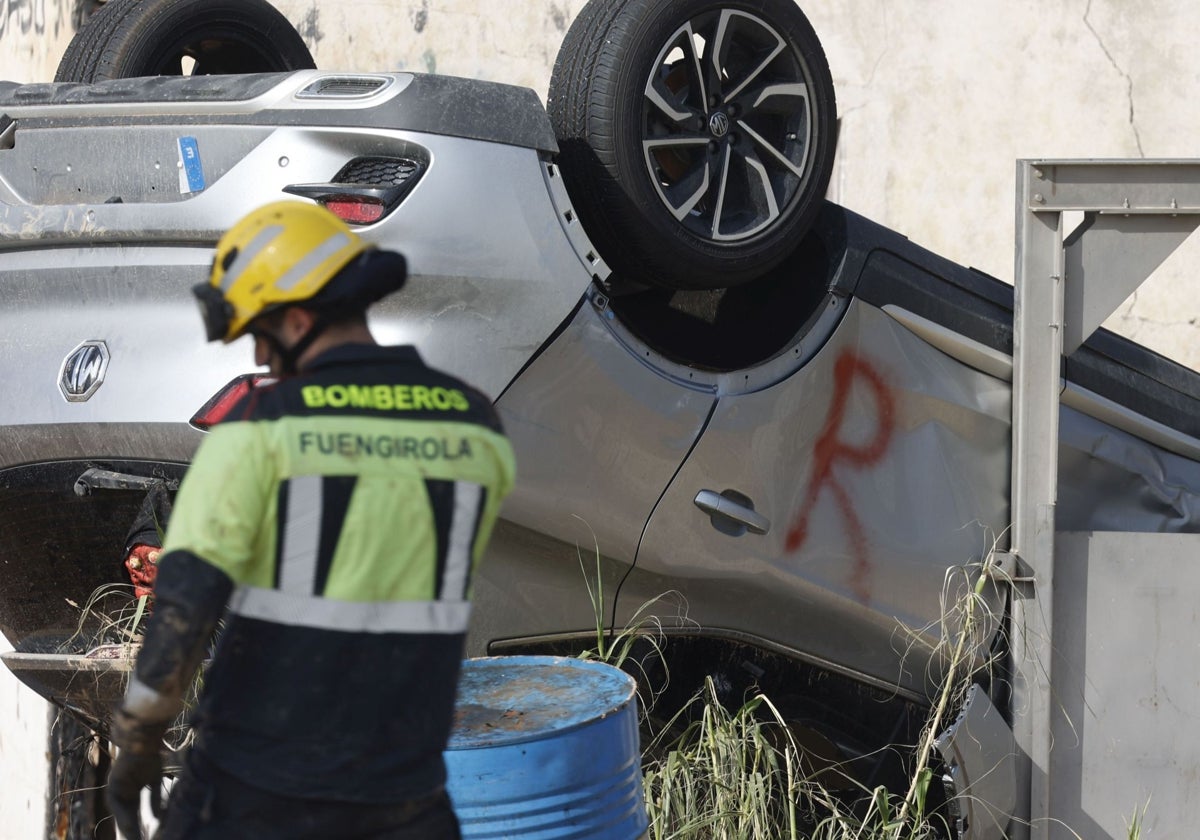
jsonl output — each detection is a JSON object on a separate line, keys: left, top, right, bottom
{"left": 195, "top": 201, "right": 371, "bottom": 343}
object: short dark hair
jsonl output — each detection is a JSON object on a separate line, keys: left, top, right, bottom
{"left": 253, "top": 306, "right": 288, "bottom": 333}
{"left": 316, "top": 306, "right": 368, "bottom": 330}
{"left": 251, "top": 304, "right": 367, "bottom": 335}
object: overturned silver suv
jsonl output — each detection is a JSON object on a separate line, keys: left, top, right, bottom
{"left": 3, "top": 0, "right": 1200, "bottom": 837}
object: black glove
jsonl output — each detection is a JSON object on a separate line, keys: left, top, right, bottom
{"left": 106, "top": 710, "right": 167, "bottom": 840}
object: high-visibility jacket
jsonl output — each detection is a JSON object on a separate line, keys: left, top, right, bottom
{"left": 139, "top": 343, "right": 515, "bottom": 802}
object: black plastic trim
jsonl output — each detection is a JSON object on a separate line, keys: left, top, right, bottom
{"left": 0, "top": 73, "right": 559, "bottom": 154}
{"left": 0, "top": 72, "right": 290, "bottom": 104}
{"left": 0, "top": 460, "right": 186, "bottom": 648}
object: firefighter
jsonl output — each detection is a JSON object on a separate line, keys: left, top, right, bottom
{"left": 105, "top": 201, "right": 516, "bottom": 839}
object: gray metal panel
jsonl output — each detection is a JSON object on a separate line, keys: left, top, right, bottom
{"left": 885, "top": 303, "right": 1200, "bottom": 537}
{"left": 1010, "top": 162, "right": 1066, "bottom": 840}
{"left": 1010, "top": 160, "right": 1200, "bottom": 840}
{"left": 466, "top": 519, "right": 637, "bottom": 659}
{"left": 1062, "top": 214, "right": 1197, "bottom": 355}
{"left": 1, "top": 650, "right": 130, "bottom": 725}
{"left": 0, "top": 423, "right": 202, "bottom": 468}
{"left": 0, "top": 251, "right": 236, "bottom": 433}
{"left": 884, "top": 304, "right": 1200, "bottom": 464}
{"left": 851, "top": 206, "right": 1200, "bottom": 441}
{"left": 1022, "top": 159, "right": 1200, "bottom": 213}
{"left": 0, "top": 127, "right": 541, "bottom": 253}
{"left": 1050, "top": 532, "right": 1200, "bottom": 839}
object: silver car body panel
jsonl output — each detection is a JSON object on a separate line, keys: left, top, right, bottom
{"left": 884, "top": 302, "right": 1200, "bottom": 464}
{"left": 884, "top": 303, "right": 1200, "bottom": 533}
{"left": 935, "top": 683, "right": 1017, "bottom": 840}
{"left": 1057, "top": 405, "right": 1200, "bottom": 533}
{"left": 469, "top": 297, "right": 717, "bottom": 652}
{"left": 481, "top": 288, "right": 1200, "bottom": 694}
{"left": 0, "top": 127, "right": 590, "bottom": 457}
{"left": 0, "top": 72, "right": 589, "bottom": 646}
{"left": 629, "top": 300, "right": 1013, "bottom": 692}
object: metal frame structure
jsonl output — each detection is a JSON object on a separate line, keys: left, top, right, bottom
{"left": 1010, "top": 159, "right": 1200, "bottom": 839}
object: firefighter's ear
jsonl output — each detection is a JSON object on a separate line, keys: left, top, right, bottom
{"left": 280, "top": 305, "right": 318, "bottom": 341}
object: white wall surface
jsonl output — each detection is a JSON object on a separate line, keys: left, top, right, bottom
{"left": 0, "top": 642, "right": 49, "bottom": 838}
{"left": 1, "top": 0, "right": 1199, "bottom": 830}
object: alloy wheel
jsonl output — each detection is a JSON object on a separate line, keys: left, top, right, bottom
{"left": 642, "top": 9, "right": 817, "bottom": 243}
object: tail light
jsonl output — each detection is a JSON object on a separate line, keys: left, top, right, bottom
{"left": 190, "top": 374, "right": 275, "bottom": 431}
{"left": 284, "top": 156, "right": 425, "bottom": 225}
{"left": 323, "top": 198, "right": 387, "bottom": 224}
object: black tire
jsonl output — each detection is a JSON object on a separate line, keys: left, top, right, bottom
{"left": 549, "top": 0, "right": 837, "bottom": 290}
{"left": 55, "top": 0, "right": 315, "bottom": 83}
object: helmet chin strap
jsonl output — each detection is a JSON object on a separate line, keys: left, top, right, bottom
{"left": 258, "top": 313, "right": 332, "bottom": 376}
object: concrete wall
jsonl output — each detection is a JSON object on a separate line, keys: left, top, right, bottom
{"left": 0, "top": 641, "right": 50, "bottom": 838}
{"left": 0, "top": 0, "right": 80, "bottom": 81}
{"left": 2, "top": 0, "right": 1199, "bottom": 830}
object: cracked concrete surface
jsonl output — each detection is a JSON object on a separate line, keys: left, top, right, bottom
{"left": 1108, "top": 232, "right": 1200, "bottom": 371}
{"left": 1083, "top": 0, "right": 1145, "bottom": 157}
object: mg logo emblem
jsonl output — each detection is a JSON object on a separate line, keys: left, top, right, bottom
{"left": 59, "top": 340, "right": 110, "bottom": 402}
{"left": 708, "top": 111, "right": 731, "bottom": 138}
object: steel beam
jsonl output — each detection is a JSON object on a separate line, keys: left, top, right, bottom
{"left": 1010, "top": 159, "right": 1200, "bottom": 839}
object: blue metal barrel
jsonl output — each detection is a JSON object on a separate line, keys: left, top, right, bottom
{"left": 444, "top": 655, "right": 648, "bottom": 839}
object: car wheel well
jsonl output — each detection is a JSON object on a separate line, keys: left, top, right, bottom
{"left": 604, "top": 207, "right": 839, "bottom": 370}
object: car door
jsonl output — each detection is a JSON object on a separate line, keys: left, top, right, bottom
{"left": 629, "top": 298, "right": 1013, "bottom": 693}
{"left": 468, "top": 290, "right": 715, "bottom": 654}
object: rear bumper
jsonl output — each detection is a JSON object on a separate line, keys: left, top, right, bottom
{"left": 2, "top": 647, "right": 132, "bottom": 727}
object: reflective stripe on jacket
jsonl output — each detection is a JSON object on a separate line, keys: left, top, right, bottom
{"left": 160, "top": 343, "right": 515, "bottom": 802}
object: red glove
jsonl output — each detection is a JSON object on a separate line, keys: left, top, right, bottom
{"left": 123, "top": 543, "right": 161, "bottom": 600}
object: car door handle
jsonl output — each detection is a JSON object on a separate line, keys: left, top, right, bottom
{"left": 694, "top": 489, "right": 770, "bottom": 536}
